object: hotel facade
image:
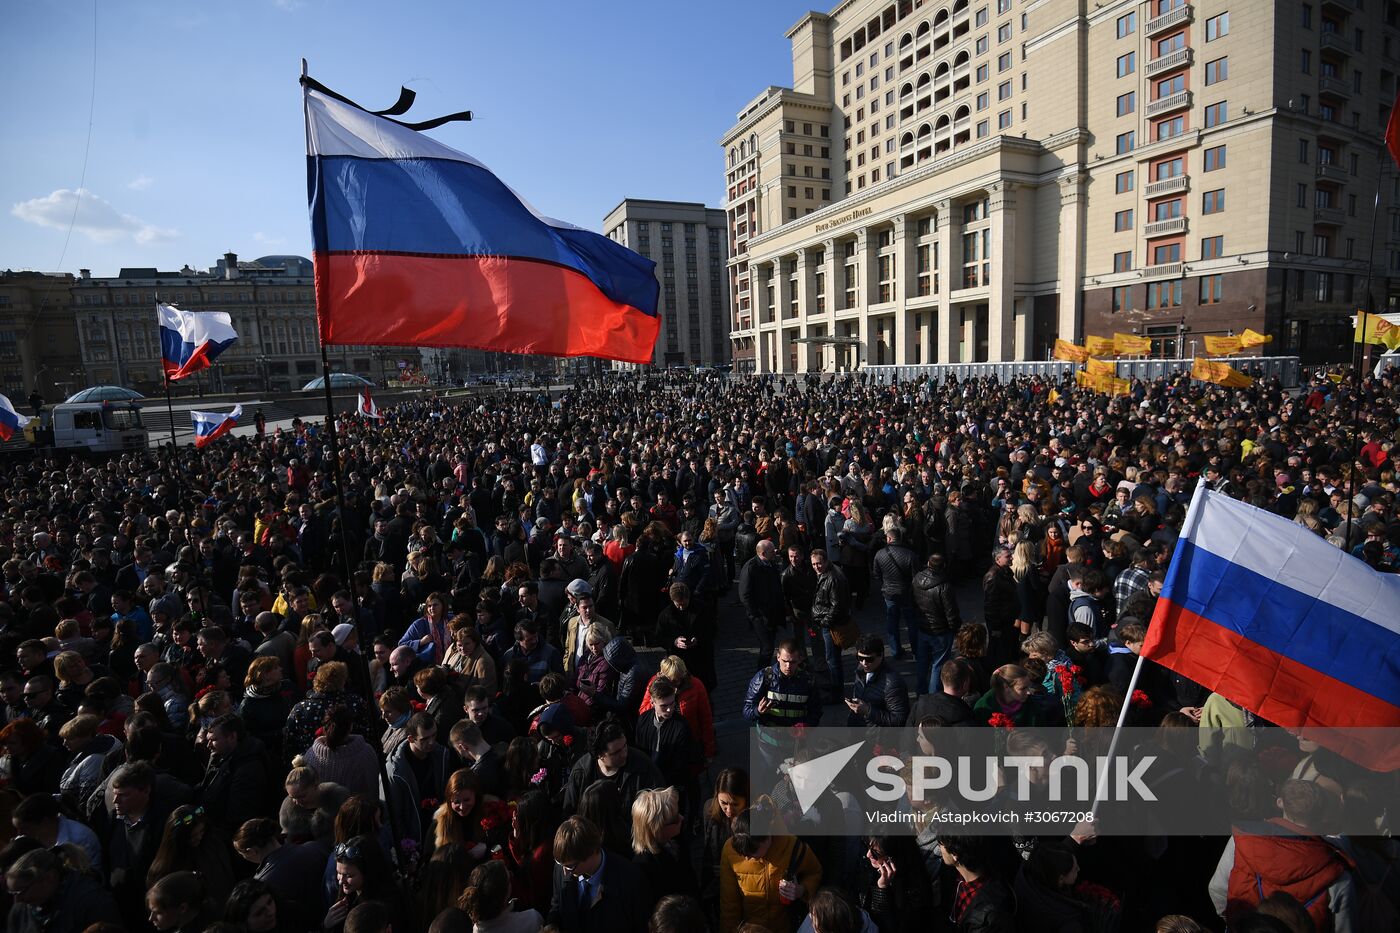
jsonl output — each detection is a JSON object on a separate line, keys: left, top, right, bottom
{"left": 721, "top": 0, "right": 1400, "bottom": 372}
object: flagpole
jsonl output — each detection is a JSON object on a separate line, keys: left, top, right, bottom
{"left": 156, "top": 299, "right": 179, "bottom": 450}
{"left": 304, "top": 58, "right": 409, "bottom": 874}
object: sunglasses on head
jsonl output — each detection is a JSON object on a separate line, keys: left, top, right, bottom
{"left": 177, "top": 806, "right": 205, "bottom": 826}
{"left": 334, "top": 841, "right": 363, "bottom": 861}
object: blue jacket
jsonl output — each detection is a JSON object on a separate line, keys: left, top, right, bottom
{"left": 743, "top": 662, "right": 822, "bottom": 743}
{"left": 501, "top": 640, "right": 564, "bottom": 684}
{"left": 673, "top": 545, "right": 710, "bottom": 595}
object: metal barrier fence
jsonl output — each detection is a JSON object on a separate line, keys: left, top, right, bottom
{"left": 864, "top": 356, "right": 1302, "bottom": 388}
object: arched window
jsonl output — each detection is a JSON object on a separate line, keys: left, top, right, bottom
{"left": 899, "top": 32, "right": 913, "bottom": 49}
{"left": 954, "top": 105, "right": 971, "bottom": 121}
{"left": 900, "top": 132, "right": 915, "bottom": 147}
{"left": 916, "top": 123, "right": 933, "bottom": 139}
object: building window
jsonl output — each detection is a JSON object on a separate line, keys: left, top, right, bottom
{"left": 998, "top": 24, "right": 1011, "bottom": 43}
{"left": 1315, "top": 271, "right": 1333, "bottom": 301}
{"left": 1205, "top": 57, "right": 1228, "bottom": 85}
{"left": 977, "top": 64, "right": 989, "bottom": 82}
{"left": 977, "top": 91, "right": 990, "bottom": 111}
{"left": 1302, "top": 5, "right": 1312, "bottom": 28}
{"left": 1156, "top": 32, "right": 1185, "bottom": 57}
{"left": 976, "top": 7, "right": 989, "bottom": 27}
{"left": 999, "top": 80, "right": 1012, "bottom": 101}
{"left": 1153, "top": 242, "right": 1182, "bottom": 264}
{"left": 998, "top": 52, "right": 1012, "bottom": 71}
{"left": 1114, "top": 251, "right": 1133, "bottom": 272}
{"left": 1116, "top": 170, "right": 1135, "bottom": 193}
{"left": 1202, "top": 235, "right": 1224, "bottom": 259}
{"left": 1300, "top": 50, "right": 1311, "bottom": 75}
{"left": 1153, "top": 198, "right": 1182, "bottom": 221}
{"left": 1206, "top": 12, "right": 1229, "bottom": 41}
{"left": 1203, "top": 189, "right": 1226, "bottom": 214}
{"left": 1298, "top": 139, "right": 1310, "bottom": 164}
{"left": 1116, "top": 130, "right": 1136, "bottom": 154}
{"left": 1156, "top": 156, "right": 1184, "bottom": 180}
{"left": 1205, "top": 101, "right": 1227, "bottom": 127}
{"left": 1156, "top": 115, "right": 1185, "bottom": 140}
{"left": 1297, "top": 183, "right": 1308, "bottom": 208}
{"left": 1199, "top": 274, "right": 1223, "bottom": 304}
{"left": 1117, "top": 12, "right": 1136, "bottom": 38}
{"left": 1157, "top": 74, "right": 1185, "bottom": 98}
{"left": 977, "top": 36, "right": 989, "bottom": 54}
{"left": 976, "top": 119, "right": 990, "bottom": 138}
{"left": 1112, "top": 285, "right": 1132, "bottom": 312}
{"left": 1117, "top": 91, "right": 1135, "bottom": 116}
{"left": 1204, "top": 145, "right": 1226, "bottom": 171}
{"left": 1147, "top": 280, "right": 1183, "bottom": 308}
{"left": 1114, "top": 209, "right": 1135, "bottom": 232}
{"left": 1117, "top": 52, "right": 1135, "bottom": 77}
{"left": 998, "top": 110, "right": 1012, "bottom": 128}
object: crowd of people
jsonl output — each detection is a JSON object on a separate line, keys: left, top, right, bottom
{"left": 0, "top": 364, "right": 1395, "bottom": 933}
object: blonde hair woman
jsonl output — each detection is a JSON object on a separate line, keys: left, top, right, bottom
{"left": 631, "top": 787, "right": 696, "bottom": 900}
{"left": 1011, "top": 540, "right": 1045, "bottom": 637}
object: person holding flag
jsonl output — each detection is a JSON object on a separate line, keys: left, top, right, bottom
{"left": 191, "top": 405, "right": 242, "bottom": 449}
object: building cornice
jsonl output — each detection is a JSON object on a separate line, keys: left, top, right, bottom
{"left": 786, "top": 9, "right": 833, "bottom": 40}
{"left": 748, "top": 135, "right": 1045, "bottom": 251}
{"left": 720, "top": 89, "right": 833, "bottom": 146}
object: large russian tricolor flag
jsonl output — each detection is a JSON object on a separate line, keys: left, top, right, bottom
{"left": 159, "top": 303, "right": 239, "bottom": 381}
{"left": 1144, "top": 483, "right": 1400, "bottom": 768}
{"left": 191, "top": 404, "right": 242, "bottom": 449}
{"left": 0, "top": 394, "right": 31, "bottom": 441}
{"left": 304, "top": 83, "right": 661, "bottom": 364}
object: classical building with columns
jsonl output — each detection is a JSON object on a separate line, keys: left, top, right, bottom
{"left": 722, "top": 0, "right": 1400, "bottom": 372}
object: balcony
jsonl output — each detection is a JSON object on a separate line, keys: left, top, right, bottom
{"left": 1314, "top": 205, "right": 1347, "bottom": 226}
{"left": 1316, "top": 162, "right": 1348, "bottom": 183}
{"left": 1143, "top": 262, "right": 1184, "bottom": 279}
{"left": 1145, "top": 174, "right": 1190, "bottom": 198}
{"left": 1321, "top": 31, "right": 1350, "bottom": 56}
{"left": 1146, "top": 3, "right": 1193, "bottom": 36}
{"left": 1321, "top": 0, "right": 1353, "bottom": 14}
{"left": 1144, "top": 216, "right": 1188, "bottom": 237}
{"left": 1145, "top": 47, "right": 1193, "bottom": 77}
{"left": 1146, "top": 89, "right": 1192, "bottom": 118}
{"left": 1319, "top": 75, "right": 1351, "bottom": 98}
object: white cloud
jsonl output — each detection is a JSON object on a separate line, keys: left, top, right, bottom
{"left": 10, "top": 188, "right": 178, "bottom": 244}
{"left": 127, "top": 175, "right": 154, "bottom": 191}
{"left": 253, "top": 231, "right": 287, "bottom": 247}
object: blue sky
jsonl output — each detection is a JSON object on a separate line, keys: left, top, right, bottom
{"left": 2, "top": 0, "right": 812, "bottom": 277}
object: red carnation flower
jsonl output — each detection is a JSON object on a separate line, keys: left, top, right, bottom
{"left": 1130, "top": 690, "right": 1151, "bottom": 709}
{"left": 987, "top": 713, "right": 1016, "bottom": 730}
{"left": 791, "top": 723, "right": 807, "bottom": 739}
{"left": 562, "top": 733, "right": 574, "bottom": 747}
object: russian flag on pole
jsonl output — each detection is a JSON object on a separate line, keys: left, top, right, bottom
{"left": 159, "top": 303, "right": 239, "bottom": 380}
{"left": 0, "top": 394, "right": 31, "bottom": 441}
{"left": 191, "top": 405, "right": 242, "bottom": 449}
{"left": 1144, "top": 483, "right": 1400, "bottom": 768}
{"left": 303, "top": 83, "right": 660, "bottom": 364}
{"left": 359, "top": 387, "right": 382, "bottom": 420}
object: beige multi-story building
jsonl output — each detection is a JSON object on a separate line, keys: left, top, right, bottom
{"left": 604, "top": 199, "right": 731, "bottom": 367}
{"left": 722, "top": 0, "right": 1400, "bottom": 372}
{"left": 0, "top": 271, "right": 86, "bottom": 403}
{"left": 71, "top": 253, "right": 384, "bottom": 393}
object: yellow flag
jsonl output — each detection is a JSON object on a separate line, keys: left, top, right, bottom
{"left": 1113, "top": 332, "right": 1151, "bottom": 355}
{"left": 1053, "top": 339, "right": 1089, "bottom": 363}
{"left": 1047, "top": 389, "right": 1060, "bottom": 405}
{"left": 1085, "top": 335, "right": 1115, "bottom": 356}
{"left": 1192, "top": 357, "right": 1253, "bottom": 388}
{"left": 1075, "top": 370, "right": 1093, "bottom": 389}
{"left": 1109, "top": 375, "right": 1132, "bottom": 396}
{"left": 1239, "top": 328, "right": 1272, "bottom": 348}
{"left": 1203, "top": 335, "right": 1242, "bottom": 356}
{"left": 1085, "top": 357, "right": 1115, "bottom": 377}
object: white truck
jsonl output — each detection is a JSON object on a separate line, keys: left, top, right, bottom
{"left": 29, "top": 401, "right": 148, "bottom": 454}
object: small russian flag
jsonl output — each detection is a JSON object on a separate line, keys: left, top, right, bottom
{"left": 0, "top": 394, "right": 31, "bottom": 442}
{"left": 191, "top": 404, "right": 242, "bottom": 449}
{"left": 159, "top": 303, "right": 239, "bottom": 381}
{"left": 359, "top": 387, "right": 382, "bottom": 420}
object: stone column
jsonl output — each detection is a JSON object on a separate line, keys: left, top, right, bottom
{"left": 893, "top": 214, "right": 912, "bottom": 365}
{"left": 1057, "top": 172, "right": 1086, "bottom": 345}
{"left": 796, "top": 247, "right": 815, "bottom": 373}
{"left": 986, "top": 182, "right": 1017, "bottom": 362}
{"left": 820, "top": 239, "right": 837, "bottom": 372}
{"left": 935, "top": 199, "right": 957, "bottom": 364}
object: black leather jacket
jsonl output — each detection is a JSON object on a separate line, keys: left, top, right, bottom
{"left": 912, "top": 567, "right": 963, "bottom": 634}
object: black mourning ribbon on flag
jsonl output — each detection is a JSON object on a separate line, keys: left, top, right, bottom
{"left": 301, "top": 75, "right": 473, "bottom": 130}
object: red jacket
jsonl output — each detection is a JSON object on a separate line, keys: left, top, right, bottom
{"left": 1228, "top": 818, "right": 1353, "bottom": 931}
{"left": 638, "top": 673, "right": 717, "bottom": 759}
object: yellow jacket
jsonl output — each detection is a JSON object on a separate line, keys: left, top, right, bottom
{"left": 719, "top": 833, "right": 822, "bottom": 933}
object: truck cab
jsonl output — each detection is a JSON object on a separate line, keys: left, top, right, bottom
{"left": 37, "top": 401, "right": 148, "bottom": 453}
